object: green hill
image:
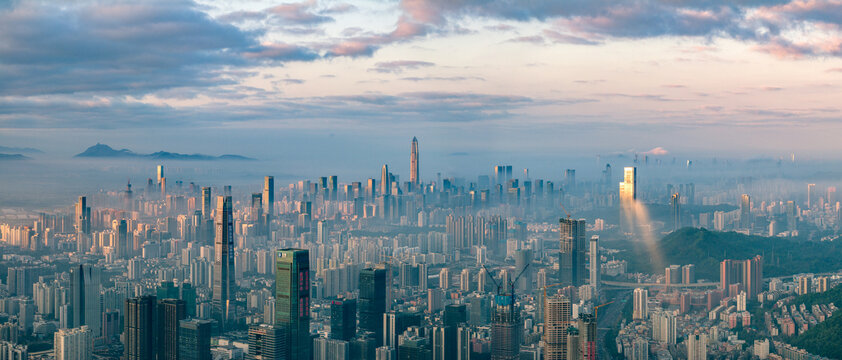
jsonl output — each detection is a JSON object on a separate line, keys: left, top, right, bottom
{"left": 616, "top": 228, "right": 842, "bottom": 280}
{"left": 790, "top": 310, "right": 842, "bottom": 359}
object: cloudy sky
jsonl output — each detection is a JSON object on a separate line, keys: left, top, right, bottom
{"left": 3, "top": 0, "right": 842, "bottom": 171}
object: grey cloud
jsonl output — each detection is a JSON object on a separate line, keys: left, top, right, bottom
{"left": 369, "top": 60, "right": 435, "bottom": 73}
{"left": 0, "top": 0, "right": 255, "bottom": 96}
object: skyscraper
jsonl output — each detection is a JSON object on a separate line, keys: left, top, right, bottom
{"left": 54, "top": 326, "right": 93, "bottom": 360}
{"left": 275, "top": 249, "right": 311, "bottom": 360}
{"left": 359, "top": 267, "right": 387, "bottom": 346}
{"left": 158, "top": 299, "right": 186, "bottom": 360}
{"left": 687, "top": 331, "right": 708, "bottom": 360}
{"left": 75, "top": 196, "right": 90, "bottom": 252}
{"left": 124, "top": 296, "right": 157, "bottom": 360}
{"left": 559, "top": 218, "right": 586, "bottom": 288}
{"left": 264, "top": 176, "right": 274, "bottom": 218}
{"left": 381, "top": 164, "right": 390, "bottom": 196}
{"left": 544, "top": 295, "right": 572, "bottom": 360}
{"left": 201, "top": 187, "right": 211, "bottom": 220}
{"left": 589, "top": 235, "right": 599, "bottom": 295}
{"left": 330, "top": 299, "right": 357, "bottom": 341}
{"left": 633, "top": 288, "right": 648, "bottom": 320}
{"left": 619, "top": 166, "right": 637, "bottom": 233}
{"left": 671, "top": 193, "right": 681, "bottom": 231}
{"left": 70, "top": 264, "right": 101, "bottom": 336}
{"left": 491, "top": 294, "right": 521, "bottom": 360}
{"left": 179, "top": 319, "right": 212, "bottom": 360}
{"left": 410, "top": 137, "right": 419, "bottom": 186}
{"left": 807, "top": 183, "right": 816, "bottom": 209}
{"left": 578, "top": 314, "right": 597, "bottom": 360}
{"left": 740, "top": 194, "right": 751, "bottom": 230}
{"left": 212, "top": 195, "right": 235, "bottom": 330}
{"left": 157, "top": 165, "right": 164, "bottom": 185}
{"left": 248, "top": 324, "right": 285, "bottom": 360}
{"left": 113, "top": 219, "right": 128, "bottom": 259}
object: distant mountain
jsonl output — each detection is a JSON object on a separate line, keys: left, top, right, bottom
{"left": 75, "top": 143, "right": 254, "bottom": 161}
{"left": 0, "top": 153, "right": 29, "bottom": 160}
{"left": 0, "top": 145, "right": 42, "bottom": 154}
{"left": 617, "top": 227, "right": 842, "bottom": 280}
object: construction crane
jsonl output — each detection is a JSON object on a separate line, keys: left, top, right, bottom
{"left": 560, "top": 201, "right": 571, "bottom": 219}
{"left": 594, "top": 301, "right": 614, "bottom": 320}
{"left": 482, "top": 263, "right": 531, "bottom": 315}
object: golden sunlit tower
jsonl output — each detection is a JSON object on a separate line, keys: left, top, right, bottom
{"left": 381, "top": 164, "right": 390, "bottom": 196}
{"left": 410, "top": 137, "right": 420, "bottom": 186}
{"left": 619, "top": 166, "right": 637, "bottom": 234}
{"left": 157, "top": 165, "right": 164, "bottom": 185}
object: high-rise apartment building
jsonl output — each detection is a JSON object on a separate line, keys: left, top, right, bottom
{"left": 633, "top": 288, "right": 648, "bottom": 320}
{"left": 157, "top": 299, "right": 186, "bottom": 360}
{"left": 124, "top": 296, "right": 157, "bottom": 360}
{"left": 544, "top": 295, "right": 572, "bottom": 360}
{"left": 54, "top": 326, "right": 93, "bottom": 360}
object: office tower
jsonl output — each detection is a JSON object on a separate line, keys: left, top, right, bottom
{"left": 619, "top": 167, "right": 637, "bottom": 233}
{"left": 264, "top": 176, "right": 274, "bottom": 218}
{"left": 157, "top": 165, "right": 164, "bottom": 184}
{"left": 410, "top": 137, "right": 420, "bottom": 186}
{"left": 376, "top": 346, "right": 396, "bottom": 360}
{"left": 313, "top": 337, "right": 350, "bottom": 360}
{"left": 564, "top": 169, "right": 575, "bottom": 190}
{"left": 514, "top": 249, "right": 532, "bottom": 292}
{"left": 201, "top": 187, "right": 211, "bottom": 220}
{"left": 54, "top": 326, "right": 93, "bottom": 360}
{"left": 331, "top": 299, "right": 357, "bottom": 341}
{"left": 160, "top": 177, "right": 167, "bottom": 197}
{"left": 578, "top": 314, "right": 597, "bottom": 360}
{"left": 20, "top": 298, "right": 35, "bottom": 335}
{"left": 179, "top": 319, "right": 212, "bottom": 360}
{"left": 381, "top": 165, "right": 390, "bottom": 195}
{"left": 113, "top": 219, "right": 128, "bottom": 259}
{"left": 70, "top": 264, "right": 101, "bottom": 336}
{"left": 360, "top": 267, "right": 387, "bottom": 345}
{"left": 544, "top": 295, "right": 572, "bottom": 360}
{"left": 671, "top": 193, "right": 681, "bottom": 231}
{"left": 491, "top": 294, "right": 521, "bottom": 360}
{"left": 213, "top": 196, "right": 235, "bottom": 330}
{"left": 248, "top": 324, "right": 285, "bottom": 360}
{"left": 559, "top": 218, "right": 586, "bottom": 288}
{"left": 252, "top": 193, "right": 264, "bottom": 234}
{"left": 807, "top": 183, "right": 816, "bottom": 208}
{"left": 633, "top": 288, "right": 648, "bottom": 320}
{"left": 745, "top": 255, "right": 763, "bottom": 297}
{"left": 158, "top": 299, "right": 186, "bottom": 360}
{"left": 75, "top": 196, "right": 91, "bottom": 252}
{"left": 682, "top": 264, "right": 695, "bottom": 284}
{"left": 687, "top": 331, "right": 708, "bottom": 360}
{"left": 275, "top": 249, "right": 311, "bottom": 360}
{"left": 589, "top": 236, "right": 600, "bottom": 293}
{"left": 125, "top": 296, "right": 157, "bottom": 360}
{"left": 665, "top": 265, "right": 681, "bottom": 286}
{"left": 740, "top": 194, "right": 751, "bottom": 230}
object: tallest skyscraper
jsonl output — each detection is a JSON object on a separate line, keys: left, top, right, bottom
{"left": 410, "top": 137, "right": 419, "bottom": 186}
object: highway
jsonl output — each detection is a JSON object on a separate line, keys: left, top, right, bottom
{"left": 597, "top": 289, "right": 630, "bottom": 360}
